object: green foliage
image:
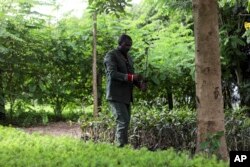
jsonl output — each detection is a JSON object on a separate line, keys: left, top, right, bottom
{"left": 0, "top": 0, "right": 249, "bottom": 157}
{"left": 88, "top": 0, "right": 132, "bottom": 17}
{"left": 81, "top": 106, "right": 250, "bottom": 152}
{"left": 219, "top": 0, "right": 250, "bottom": 108}
{"left": 0, "top": 0, "right": 196, "bottom": 117}
{"left": 3, "top": 0, "right": 194, "bottom": 117}
{"left": 243, "top": 30, "right": 250, "bottom": 43}
{"left": 240, "top": 82, "right": 250, "bottom": 104}
{"left": 225, "top": 107, "right": 250, "bottom": 150}
{"left": 0, "top": 1, "right": 93, "bottom": 117}
{"left": 0, "top": 125, "right": 228, "bottom": 167}
{"left": 200, "top": 131, "right": 225, "bottom": 157}
{"left": 3, "top": 102, "right": 84, "bottom": 127}
{"left": 8, "top": 110, "right": 53, "bottom": 127}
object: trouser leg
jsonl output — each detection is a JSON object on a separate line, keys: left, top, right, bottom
{"left": 109, "top": 101, "right": 131, "bottom": 146}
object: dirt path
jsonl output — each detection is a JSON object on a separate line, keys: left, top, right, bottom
{"left": 21, "top": 122, "right": 82, "bottom": 139}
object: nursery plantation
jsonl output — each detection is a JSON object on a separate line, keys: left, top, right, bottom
{"left": 0, "top": 0, "right": 250, "bottom": 166}
{"left": 0, "top": 126, "right": 229, "bottom": 167}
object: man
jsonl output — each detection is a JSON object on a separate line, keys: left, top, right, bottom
{"left": 104, "top": 34, "right": 146, "bottom": 147}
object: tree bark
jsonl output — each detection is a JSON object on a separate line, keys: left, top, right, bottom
{"left": 192, "top": 0, "right": 228, "bottom": 160}
{"left": 92, "top": 11, "right": 99, "bottom": 117}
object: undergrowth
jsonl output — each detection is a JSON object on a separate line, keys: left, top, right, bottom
{"left": 0, "top": 125, "right": 228, "bottom": 167}
{"left": 80, "top": 106, "right": 250, "bottom": 152}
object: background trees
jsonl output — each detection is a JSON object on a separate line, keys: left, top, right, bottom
{"left": 219, "top": 0, "right": 250, "bottom": 112}
{"left": 0, "top": 1, "right": 249, "bottom": 111}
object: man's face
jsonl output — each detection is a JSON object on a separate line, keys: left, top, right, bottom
{"left": 120, "top": 39, "right": 132, "bottom": 53}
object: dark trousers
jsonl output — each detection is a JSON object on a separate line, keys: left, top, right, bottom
{"left": 109, "top": 101, "right": 131, "bottom": 146}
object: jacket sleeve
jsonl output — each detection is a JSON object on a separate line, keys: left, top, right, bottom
{"left": 104, "top": 52, "right": 128, "bottom": 82}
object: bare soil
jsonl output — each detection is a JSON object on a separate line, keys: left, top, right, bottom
{"left": 21, "top": 121, "right": 82, "bottom": 138}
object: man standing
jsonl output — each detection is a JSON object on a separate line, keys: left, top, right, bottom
{"left": 104, "top": 34, "right": 146, "bottom": 147}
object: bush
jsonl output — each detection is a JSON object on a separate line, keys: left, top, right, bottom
{"left": 0, "top": 125, "right": 228, "bottom": 167}
{"left": 225, "top": 107, "right": 250, "bottom": 151}
{"left": 4, "top": 103, "right": 84, "bottom": 127}
{"left": 80, "top": 106, "right": 250, "bottom": 152}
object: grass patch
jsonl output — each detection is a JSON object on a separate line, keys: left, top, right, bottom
{"left": 0, "top": 125, "right": 228, "bottom": 167}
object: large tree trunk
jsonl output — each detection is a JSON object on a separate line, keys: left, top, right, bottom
{"left": 92, "top": 11, "right": 99, "bottom": 117}
{"left": 192, "top": 0, "right": 228, "bottom": 160}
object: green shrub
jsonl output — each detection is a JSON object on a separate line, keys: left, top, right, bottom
{"left": 4, "top": 103, "right": 84, "bottom": 127}
{"left": 0, "top": 125, "right": 228, "bottom": 167}
{"left": 5, "top": 110, "right": 55, "bottom": 127}
{"left": 81, "top": 106, "right": 250, "bottom": 152}
{"left": 225, "top": 107, "right": 250, "bottom": 151}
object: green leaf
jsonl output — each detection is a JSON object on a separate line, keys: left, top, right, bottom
{"left": 151, "top": 75, "right": 160, "bottom": 85}
{"left": 29, "top": 85, "right": 36, "bottom": 93}
{"left": 159, "top": 73, "right": 166, "bottom": 81}
{"left": 39, "top": 81, "right": 46, "bottom": 92}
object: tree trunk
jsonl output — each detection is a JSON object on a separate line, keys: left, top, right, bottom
{"left": 97, "top": 71, "right": 102, "bottom": 112}
{"left": 54, "top": 97, "right": 62, "bottom": 120}
{"left": 167, "top": 86, "right": 173, "bottom": 110}
{"left": 0, "top": 70, "right": 6, "bottom": 120}
{"left": 92, "top": 11, "right": 99, "bottom": 117}
{"left": 192, "top": 0, "right": 228, "bottom": 160}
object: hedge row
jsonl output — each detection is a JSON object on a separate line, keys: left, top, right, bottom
{"left": 0, "top": 125, "right": 228, "bottom": 167}
{"left": 81, "top": 107, "right": 250, "bottom": 152}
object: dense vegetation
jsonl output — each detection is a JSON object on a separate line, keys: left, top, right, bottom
{"left": 1, "top": 0, "right": 249, "bottom": 119}
{"left": 0, "top": 126, "right": 228, "bottom": 167}
{"left": 0, "top": 0, "right": 250, "bottom": 164}
{"left": 81, "top": 106, "right": 250, "bottom": 152}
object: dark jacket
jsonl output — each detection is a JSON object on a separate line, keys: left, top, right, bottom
{"left": 104, "top": 48, "right": 134, "bottom": 104}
